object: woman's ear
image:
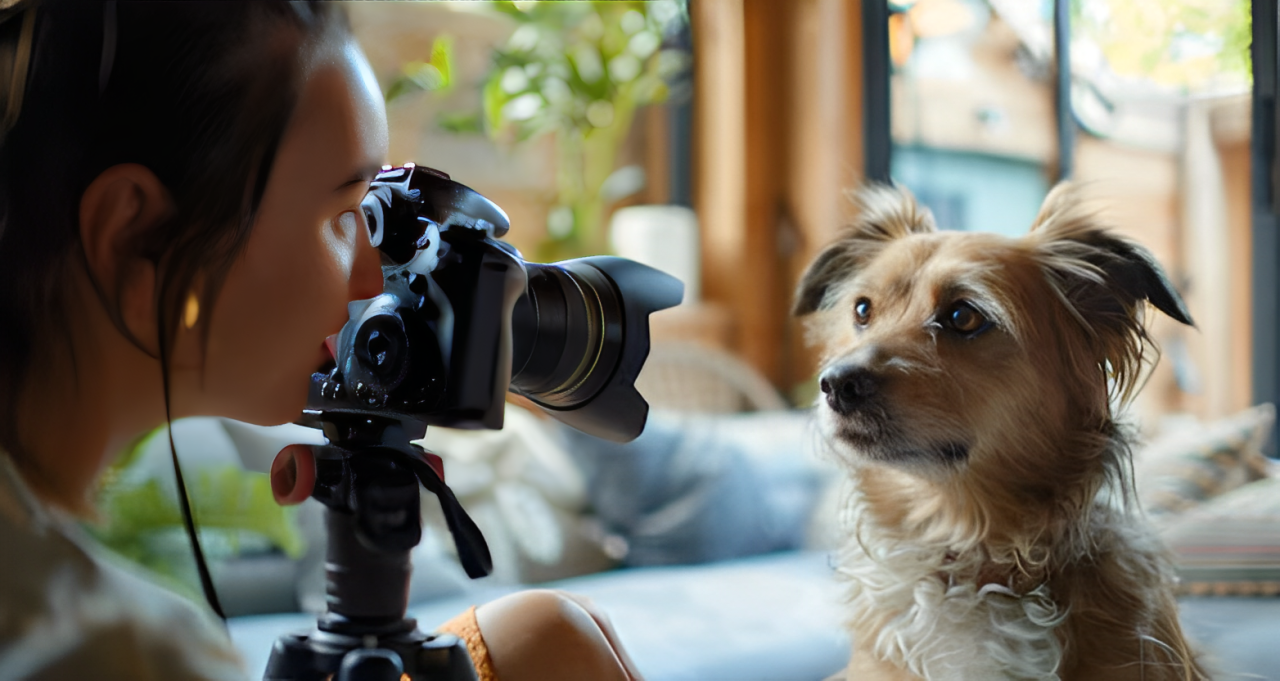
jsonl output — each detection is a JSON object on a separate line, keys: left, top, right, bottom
{"left": 78, "top": 164, "right": 175, "bottom": 351}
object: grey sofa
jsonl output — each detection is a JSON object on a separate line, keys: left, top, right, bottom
{"left": 223, "top": 410, "right": 1280, "bottom": 679}
{"left": 227, "top": 549, "right": 1280, "bottom": 680}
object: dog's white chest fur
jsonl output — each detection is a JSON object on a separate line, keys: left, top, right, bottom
{"left": 838, "top": 500, "right": 1067, "bottom": 680}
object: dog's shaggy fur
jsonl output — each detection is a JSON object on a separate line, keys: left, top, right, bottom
{"left": 795, "top": 184, "right": 1208, "bottom": 680}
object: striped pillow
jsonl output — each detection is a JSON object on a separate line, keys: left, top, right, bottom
{"left": 1135, "top": 404, "right": 1275, "bottom": 518}
{"left": 1161, "top": 477, "right": 1280, "bottom": 596}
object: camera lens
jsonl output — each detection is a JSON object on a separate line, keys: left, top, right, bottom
{"left": 509, "top": 263, "right": 621, "bottom": 408}
{"left": 508, "top": 257, "right": 682, "bottom": 441}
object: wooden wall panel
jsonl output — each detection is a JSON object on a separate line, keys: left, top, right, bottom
{"left": 1214, "top": 98, "right": 1254, "bottom": 416}
{"left": 1168, "top": 96, "right": 1254, "bottom": 421}
{"left": 693, "top": 0, "right": 865, "bottom": 394}
{"left": 740, "top": 0, "right": 794, "bottom": 385}
{"left": 782, "top": 0, "right": 861, "bottom": 393}
{"left": 692, "top": 0, "right": 749, "bottom": 352}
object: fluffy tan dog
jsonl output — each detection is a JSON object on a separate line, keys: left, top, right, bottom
{"left": 795, "top": 184, "right": 1207, "bottom": 680}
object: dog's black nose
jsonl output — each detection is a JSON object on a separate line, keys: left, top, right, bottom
{"left": 819, "top": 365, "right": 879, "bottom": 414}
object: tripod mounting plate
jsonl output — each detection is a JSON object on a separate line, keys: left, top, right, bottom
{"left": 265, "top": 627, "right": 477, "bottom": 681}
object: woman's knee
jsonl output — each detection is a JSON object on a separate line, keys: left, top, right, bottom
{"left": 474, "top": 589, "right": 635, "bottom": 681}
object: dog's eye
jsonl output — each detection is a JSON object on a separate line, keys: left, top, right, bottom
{"left": 854, "top": 298, "right": 872, "bottom": 325}
{"left": 942, "top": 302, "right": 990, "bottom": 336}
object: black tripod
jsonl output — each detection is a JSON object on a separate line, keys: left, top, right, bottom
{"left": 264, "top": 413, "right": 493, "bottom": 681}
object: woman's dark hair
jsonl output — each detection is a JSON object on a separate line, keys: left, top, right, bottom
{"left": 0, "top": 1, "right": 349, "bottom": 460}
{"left": 0, "top": 0, "right": 352, "bottom": 619}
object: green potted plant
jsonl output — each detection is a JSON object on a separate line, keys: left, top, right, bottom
{"left": 89, "top": 426, "right": 304, "bottom": 601}
{"left": 386, "top": 0, "right": 689, "bottom": 262}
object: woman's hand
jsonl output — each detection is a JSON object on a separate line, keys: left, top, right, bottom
{"left": 270, "top": 444, "right": 317, "bottom": 506}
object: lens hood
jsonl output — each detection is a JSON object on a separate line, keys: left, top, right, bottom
{"left": 510, "top": 256, "right": 683, "bottom": 442}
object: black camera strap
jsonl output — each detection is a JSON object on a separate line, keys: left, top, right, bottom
{"left": 165, "top": 424, "right": 227, "bottom": 622}
{"left": 403, "top": 448, "right": 492, "bottom": 579}
{"left": 157, "top": 309, "right": 226, "bottom": 623}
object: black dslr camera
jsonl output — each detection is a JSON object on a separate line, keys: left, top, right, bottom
{"left": 266, "top": 165, "right": 682, "bottom": 681}
{"left": 314, "top": 163, "right": 682, "bottom": 439}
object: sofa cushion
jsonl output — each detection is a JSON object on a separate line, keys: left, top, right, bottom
{"left": 229, "top": 551, "right": 850, "bottom": 681}
{"left": 1161, "top": 476, "right": 1280, "bottom": 596}
{"left": 559, "top": 410, "right": 833, "bottom": 567}
{"left": 1136, "top": 403, "right": 1274, "bottom": 518}
{"left": 228, "top": 550, "right": 1280, "bottom": 681}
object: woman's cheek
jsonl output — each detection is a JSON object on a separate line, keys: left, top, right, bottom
{"left": 321, "top": 211, "right": 360, "bottom": 278}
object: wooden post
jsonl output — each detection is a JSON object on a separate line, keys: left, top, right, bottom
{"left": 692, "top": 0, "right": 865, "bottom": 393}
{"left": 781, "top": 0, "right": 862, "bottom": 393}
{"left": 692, "top": 0, "right": 748, "bottom": 342}
{"left": 694, "top": 0, "right": 788, "bottom": 381}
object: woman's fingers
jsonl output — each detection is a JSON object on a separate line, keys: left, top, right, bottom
{"left": 270, "top": 444, "right": 317, "bottom": 505}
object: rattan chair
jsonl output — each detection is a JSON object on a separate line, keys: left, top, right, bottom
{"left": 635, "top": 341, "right": 790, "bottom": 414}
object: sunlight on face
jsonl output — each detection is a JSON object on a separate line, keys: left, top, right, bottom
{"left": 187, "top": 38, "right": 388, "bottom": 425}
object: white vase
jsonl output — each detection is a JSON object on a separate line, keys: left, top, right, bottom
{"left": 608, "top": 204, "right": 701, "bottom": 303}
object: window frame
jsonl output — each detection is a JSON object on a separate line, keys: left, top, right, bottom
{"left": 862, "top": 0, "right": 1077, "bottom": 182}
{"left": 862, "top": 0, "right": 892, "bottom": 183}
{"left": 865, "top": 1, "right": 1275, "bottom": 451}
{"left": 1252, "top": 0, "right": 1279, "bottom": 454}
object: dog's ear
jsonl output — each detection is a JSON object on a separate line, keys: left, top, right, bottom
{"left": 792, "top": 184, "right": 936, "bottom": 316}
{"left": 1030, "top": 183, "right": 1193, "bottom": 401}
{"left": 1030, "top": 183, "right": 1193, "bottom": 328}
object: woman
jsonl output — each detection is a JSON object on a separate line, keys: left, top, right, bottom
{"left": 0, "top": 3, "right": 639, "bottom": 679}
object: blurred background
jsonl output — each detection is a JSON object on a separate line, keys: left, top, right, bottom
{"left": 100, "top": 3, "right": 1280, "bottom": 678}
{"left": 347, "top": 0, "right": 1256, "bottom": 429}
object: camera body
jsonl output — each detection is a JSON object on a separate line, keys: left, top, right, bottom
{"left": 307, "top": 164, "right": 683, "bottom": 442}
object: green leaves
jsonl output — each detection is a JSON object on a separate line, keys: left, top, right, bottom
{"left": 1074, "top": 0, "right": 1252, "bottom": 92}
{"left": 436, "top": 110, "right": 484, "bottom": 134}
{"left": 88, "top": 428, "right": 305, "bottom": 599}
{"left": 102, "top": 467, "right": 303, "bottom": 557}
{"left": 385, "top": 35, "right": 455, "bottom": 103}
{"left": 385, "top": 1, "right": 690, "bottom": 259}
{"left": 474, "top": 1, "right": 686, "bottom": 143}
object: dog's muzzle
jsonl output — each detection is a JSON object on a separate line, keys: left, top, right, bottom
{"left": 819, "top": 364, "right": 880, "bottom": 415}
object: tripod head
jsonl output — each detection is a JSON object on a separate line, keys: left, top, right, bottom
{"left": 265, "top": 413, "right": 486, "bottom": 681}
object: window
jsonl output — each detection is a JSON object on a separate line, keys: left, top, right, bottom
{"left": 866, "top": 0, "right": 1258, "bottom": 429}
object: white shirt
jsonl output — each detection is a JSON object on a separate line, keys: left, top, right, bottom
{"left": 0, "top": 453, "right": 246, "bottom": 680}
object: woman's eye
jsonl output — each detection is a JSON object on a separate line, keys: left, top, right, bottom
{"left": 943, "top": 302, "right": 990, "bottom": 336}
{"left": 854, "top": 298, "right": 872, "bottom": 325}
